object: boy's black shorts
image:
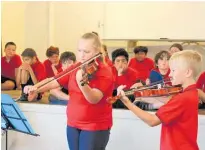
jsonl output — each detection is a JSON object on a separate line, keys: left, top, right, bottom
{"left": 1, "top": 75, "right": 17, "bottom": 89}
{"left": 25, "top": 77, "right": 42, "bottom": 100}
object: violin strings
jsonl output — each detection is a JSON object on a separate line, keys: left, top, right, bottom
{"left": 124, "top": 78, "right": 172, "bottom": 96}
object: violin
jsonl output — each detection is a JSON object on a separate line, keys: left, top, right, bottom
{"left": 36, "top": 53, "right": 102, "bottom": 91}
{"left": 80, "top": 60, "right": 99, "bottom": 86}
{"left": 107, "top": 82, "right": 183, "bottom": 104}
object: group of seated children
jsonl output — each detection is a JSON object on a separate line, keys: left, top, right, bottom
{"left": 1, "top": 41, "right": 205, "bottom": 109}
{"left": 110, "top": 44, "right": 205, "bottom": 110}
{"left": 1, "top": 43, "right": 74, "bottom": 104}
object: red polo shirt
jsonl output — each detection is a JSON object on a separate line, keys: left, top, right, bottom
{"left": 112, "top": 67, "right": 141, "bottom": 90}
{"left": 128, "top": 57, "right": 154, "bottom": 82}
{"left": 43, "top": 59, "right": 62, "bottom": 78}
{"left": 56, "top": 61, "right": 114, "bottom": 130}
{"left": 1, "top": 54, "right": 22, "bottom": 79}
{"left": 196, "top": 71, "right": 205, "bottom": 92}
{"left": 156, "top": 84, "right": 199, "bottom": 150}
{"left": 31, "top": 59, "right": 46, "bottom": 82}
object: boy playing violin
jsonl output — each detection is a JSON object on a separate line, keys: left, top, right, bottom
{"left": 117, "top": 50, "right": 202, "bottom": 150}
{"left": 24, "top": 33, "right": 114, "bottom": 150}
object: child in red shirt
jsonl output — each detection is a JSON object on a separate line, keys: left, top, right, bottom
{"left": 24, "top": 33, "right": 114, "bottom": 150}
{"left": 128, "top": 46, "right": 154, "bottom": 83}
{"left": 16, "top": 48, "right": 46, "bottom": 101}
{"left": 43, "top": 46, "right": 62, "bottom": 78}
{"left": 197, "top": 71, "right": 205, "bottom": 108}
{"left": 111, "top": 48, "right": 142, "bottom": 109}
{"left": 49, "top": 51, "right": 77, "bottom": 105}
{"left": 117, "top": 50, "right": 201, "bottom": 150}
{"left": 1, "top": 42, "right": 22, "bottom": 90}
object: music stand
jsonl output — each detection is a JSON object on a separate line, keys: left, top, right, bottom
{"left": 1, "top": 94, "right": 39, "bottom": 150}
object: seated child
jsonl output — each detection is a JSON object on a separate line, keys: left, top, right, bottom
{"left": 1, "top": 42, "right": 22, "bottom": 90}
{"left": 169, "top": 43, "right": 183, "bottom": 55}
{"left": 148, "top": 50, "right": 171, "bottom": 85}
{"left": 111, "top": 48, "right": 142, "bottom": 109}
{"left": 135, "top": 50, "right": 172, "bottom": 110}
{"left": 128, "top": 46, "right": 154, "bottom": 83}
{"left": 49, "top": 51, "right": 76, "bottom": 105}
{"left": 43, "top": 46, "right": 62, "bottom": 78}
{"left": 16, "top": 48, "right": 46, "bottom": 101}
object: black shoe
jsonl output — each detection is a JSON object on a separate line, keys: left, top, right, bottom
{"left": 134, "top": 101, "right": 154, "bottom": 111}
{"left": 17, "top": 93, "right": 28, "bottom": 101}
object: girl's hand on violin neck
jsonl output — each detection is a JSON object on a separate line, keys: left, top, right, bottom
{"left": 117, "top": 85, "right": 129, "bottom": 103}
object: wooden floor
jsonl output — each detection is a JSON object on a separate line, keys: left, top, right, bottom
{"left": 1, "top": 90, "right": 50, "bottom": 104}
{"left": 1, "top": 90, "right": 205, "bottom": 115}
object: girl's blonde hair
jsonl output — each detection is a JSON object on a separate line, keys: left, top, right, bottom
{"left": 81, "top": 32, "right": 106, "bottom": 64}
{"left": 81, "top": 32, "right": 102, "bottom": 52}
{"left": 169, "top": 50, "right": 202, "bottom": 78}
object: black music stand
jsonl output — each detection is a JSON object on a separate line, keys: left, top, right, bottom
{"left": 1, "top": 94, "right": 39, "bottom": 150}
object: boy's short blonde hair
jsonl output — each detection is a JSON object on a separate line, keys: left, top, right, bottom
{"left": 169, "top": 50, "right": 202, "bottom": 79}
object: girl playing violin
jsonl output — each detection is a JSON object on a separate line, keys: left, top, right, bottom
{"left": 117, "top": 50, "right": 202, "bottom": 150}
{"left": 24, "top": 33, "right": 114, "bottom": 150}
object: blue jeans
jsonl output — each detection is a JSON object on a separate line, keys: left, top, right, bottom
{"left": 48, "top": 95, "right": 68, "bottom": 105}
{"left": 49, "top": 99, "right": 68, "bottom": 105}
{"left": 66, "top": 125, "right": 110, "bottom": 150}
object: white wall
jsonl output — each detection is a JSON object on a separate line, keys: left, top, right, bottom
{"left": 104, "top": 2, "right": 205, "bottom": 40}
{"left": 2, "top": 2, "right": 26, "bottom": 55}
{"left": 1, "top": 1, "right": 49, "bottom": 61}
{"left": 52, "top": 2, "right": 105, "bottom": 53}
{"left": 24, "top": 2, "right": 49, "bottom": 61}
{"left": 1, "top": 1, "right": 105, "bottom": 61}
{"left": 1, "top": 2, "right": 205, "bottom": 61}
